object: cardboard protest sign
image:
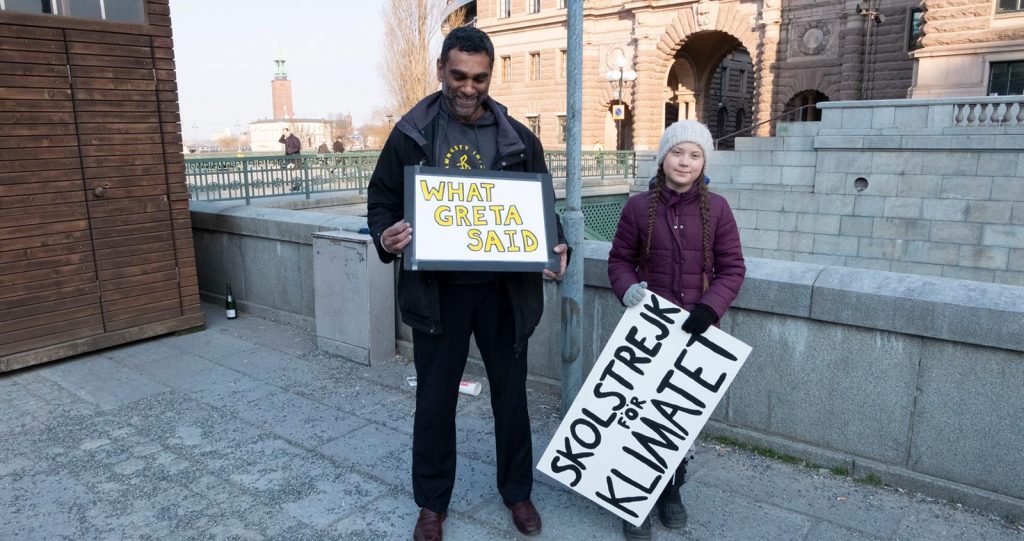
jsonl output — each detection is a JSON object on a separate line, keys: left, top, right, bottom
{"left": 403, "top": 165, "right": 559, "bottom": 272}
{"left": 537, "top": 291, "right": 752, "bottom": 526}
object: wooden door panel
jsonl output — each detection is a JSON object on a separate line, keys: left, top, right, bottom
{"left": 1, "top": 8, "right": 203, "bottom": 370}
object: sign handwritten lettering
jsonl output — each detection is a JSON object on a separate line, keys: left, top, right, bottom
{"left": 403, "top": 166, "right": 558, "bottom": 272}
{"left": 537, "top": 291, "right": 752, "bottom": 526}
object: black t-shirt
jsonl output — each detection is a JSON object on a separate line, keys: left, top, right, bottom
{"left": 435, "top": 100, "right": 499, "bottom": 284}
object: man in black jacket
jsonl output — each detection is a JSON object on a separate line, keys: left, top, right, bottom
{"left": 279, "top": 128, "right": 302, "bottom": 190}
{"left": 367, "top": 26, "right": 568, "bottom": 541}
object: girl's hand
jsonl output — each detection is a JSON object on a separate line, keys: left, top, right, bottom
{"left": 623, "top": 281, "right": 647, "bottom": 307}
{"left": 682, "top": 304, "right": 717, "bottom": 335}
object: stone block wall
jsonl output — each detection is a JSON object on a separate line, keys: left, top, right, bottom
{"left": 698, "top": 97, "right": 1024, "bottom": 286}
{"left": 189, "top": 203, "right": 1024, "bottom": 518}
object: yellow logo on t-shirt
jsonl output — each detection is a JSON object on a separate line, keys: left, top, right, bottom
{"left": 443, "top": 144, "right": 485, "bottom": 170}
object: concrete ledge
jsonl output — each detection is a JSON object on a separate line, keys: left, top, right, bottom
{"left": 191, "top": 200, "right": 367, "bottom": 245}
{"left": 810, "top": 266, "right": 1024, "bottom": 352}
{"left": 734, "top": 258, "right": 824, "bottom": 317}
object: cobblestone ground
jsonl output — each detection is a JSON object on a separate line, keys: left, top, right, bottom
{"left": 1, "top": 304, "right": 1021, "bottom": 540}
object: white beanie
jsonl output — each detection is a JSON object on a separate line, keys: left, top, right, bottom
{"left": 656, "top": 120, "right": 714, "bottom": 166}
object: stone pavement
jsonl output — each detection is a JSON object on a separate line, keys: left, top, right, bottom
{"left": 1, "top": 305, "right": 1021, "bottom": 540}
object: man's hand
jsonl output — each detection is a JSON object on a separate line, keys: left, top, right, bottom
{"left": 544, "top": 243, "right": 568, "bottom": 280}
{"left": 381, "top": 219, "right": 412, "bottom": 254}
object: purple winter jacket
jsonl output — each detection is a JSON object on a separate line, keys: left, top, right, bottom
{"left": 608, "top": 183, "right": 745, "bottom": 319}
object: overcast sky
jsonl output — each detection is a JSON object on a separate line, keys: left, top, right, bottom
{"left": 171, "top": 0, "right": 395, "bottom": 141}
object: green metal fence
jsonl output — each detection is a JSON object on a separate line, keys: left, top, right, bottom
{"left": 184, "top": 150, "right": 636, "bottom": 205}
{"left": 555, "top": 194, "right": 627, "bottom": 242}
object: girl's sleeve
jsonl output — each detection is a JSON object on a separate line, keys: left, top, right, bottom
{"left": 607, "top": 197, "right": 642, "bottom": 303}
{"left": 699, "top": 197, "right": 746, "bottom": 317}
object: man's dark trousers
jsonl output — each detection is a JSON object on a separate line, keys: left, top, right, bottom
{"left": 411, "top": 280, "right": 533, "bottom": 513}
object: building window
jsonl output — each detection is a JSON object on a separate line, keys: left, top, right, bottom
{"left": 557, "top": 114, "right": 567, "bottom": 143}
{"left": 527, "top": 115, "right": 540, "bottom": 137}
{"left": 907, "top": 8, "right": 924, "bottom": 51}
{"left": 998, "top": 0, "right": 1024, "bottom": 12}
{"left": 502, "top": 56, "right": 512, "bottom": 83}
{"left": 1, "top": 0, "right": 146, "bottom": 22}
{"left": 739, "top": 70, "right": 748, "bottom": 94}
{"left": 530, "top": 52, "right": 541, "bottom": 81}
{"left": 559, "top": 49, "right": 567, "bottom": 79}
{"left": 498, "top": 0, "right": 511, "bottom": 18}
{"left": 528, "top": 0, "right": 540, "bottom": 14}
{"left": 735, "top": 108, "right": 745, "bottom": 134}
{"left": 716, "top": 106, "right": 727, "bottom": 139}
{"left": 988, "top": 61, "right": 1024, "bottom": 96}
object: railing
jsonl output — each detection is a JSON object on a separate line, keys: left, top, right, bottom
{"left": 545, "top": 150, "right": 636, "bottom": 179}
{"left": 555, "top": 194, "right": 628, "bottom": 241}
{"left": 952, "top": 99, "right": 1024, "bottom": 127}
{"left": 713, "top": 103, "right": 819, "bottom": 149}
{"left": 183, "top": 152, "right": 381, "bottom": 205}
{"left": 184, "top": 150, "right": 636, "bottom": 204}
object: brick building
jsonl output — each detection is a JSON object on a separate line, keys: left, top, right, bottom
{"left": 444, "top": 0, "right": 927, "bottom": 150}
{"left": 910, "top": 0, "right": 1024, "bottom": 97}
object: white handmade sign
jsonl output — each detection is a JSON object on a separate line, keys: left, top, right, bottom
{"left": 537, "top": 291, "right": 752, "bottom": 526}
{"left": 403, "top": 166, "right": 558, "bottom": 272}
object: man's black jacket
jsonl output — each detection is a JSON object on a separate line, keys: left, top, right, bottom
{"left": 367, "top": 91, "right": 569, "bottom": 351}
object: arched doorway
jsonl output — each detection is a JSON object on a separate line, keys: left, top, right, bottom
{"left": 663, "top": 31, "right": 753, "bottom": 149}
{"left": 665, "top": 55, "right": 698, "bottom": 128}
{"left": 784, "top": 90, "right": 829, "bottom": 121}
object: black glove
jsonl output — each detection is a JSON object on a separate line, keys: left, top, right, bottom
{"left": 682, "top": 304, "right": 717, "bottom": 335}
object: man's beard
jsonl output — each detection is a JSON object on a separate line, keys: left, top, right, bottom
{"left": 443, "top": 87, "right": 485, "bottom": 119}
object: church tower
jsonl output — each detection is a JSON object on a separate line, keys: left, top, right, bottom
{"left": 271, "top": 53, "right": 294, "bottom": 119}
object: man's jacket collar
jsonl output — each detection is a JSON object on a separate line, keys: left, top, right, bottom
{"left": 395, "top": 91, "right": 526, "bottom": 166}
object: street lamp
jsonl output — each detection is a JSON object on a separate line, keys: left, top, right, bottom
{"left": 605, "top": 53, "right": 637, "bottom": 151}
{"left": 191, "top": 121, "right": 198, "bottom": 151}
{"left": 385, "top": 114, "right": 394, "bottom": 133}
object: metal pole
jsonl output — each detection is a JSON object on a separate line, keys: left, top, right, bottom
{"left": 616, "top": 76, "right": 623, "bottom": 150}
{"left": 560, "top": 0, "right": 585, "bottom": 416}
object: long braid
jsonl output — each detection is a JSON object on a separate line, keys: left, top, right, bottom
{"left": 698, "top": 169, "right": 711, "bottom": 291}
{"left": 642, "top": 169, "right": 665, "bottom": 270}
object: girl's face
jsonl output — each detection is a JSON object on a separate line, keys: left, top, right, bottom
{"left": 662, "top": 142, "right": 705, "bottom": 193}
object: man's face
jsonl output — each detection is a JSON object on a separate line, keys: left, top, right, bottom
{"left": 437, "top": 49, "right": 491, "bottom": 122}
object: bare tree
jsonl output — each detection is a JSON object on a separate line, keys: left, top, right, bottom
{"left": 380, "top": 0, "right": 445, "bottom": 114}
{"left": 215, "top": 134, "right": 241, "bottom": 152}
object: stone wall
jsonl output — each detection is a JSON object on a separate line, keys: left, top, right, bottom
{"left": 560, "top": 242, "right": 1024, "bottom": 519}
{"left": 187, "top": 202, "right": 1024, "bottom": 517}
{"left": 701, "top": 97, "right": 1024, "bottom": 286}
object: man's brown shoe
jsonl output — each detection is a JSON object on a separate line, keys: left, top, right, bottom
{"left": 504, "top": 499, "right": 542, "bottom": 535}
{"left": 413, "top": 508, "right": 446, "bottom": 541}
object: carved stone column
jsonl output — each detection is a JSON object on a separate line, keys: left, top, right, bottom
{"left": 632, "top": 37, "right": 667, "bottom": 150}
{"left": 753, "top": 0, "right": 782, "bottom": 135}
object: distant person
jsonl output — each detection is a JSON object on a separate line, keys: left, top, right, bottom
{"left": 330, "top": 136, "right": 346, "bottom": 175}
{"left": 317, "top": 142, "right": 330, "bottom": 154}
{"left": 279, "top": 128, "right": 302, "bottom": 191}
{"left": 607, "top": 120, "right": 745, "bottom": 541}
{"left": 367, "top": 26, "right": 568, "bottom": 541}
{"left": 279, "top": 127, "right": 301, "bottom": 157}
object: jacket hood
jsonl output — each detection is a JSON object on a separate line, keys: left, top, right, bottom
{"left": 395, "top": 91, "right": 526, "bottom": 163}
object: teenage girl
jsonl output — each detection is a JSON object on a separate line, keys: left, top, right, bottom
{"left": 607, "top": 120, "right": 746, "bottom": 540}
